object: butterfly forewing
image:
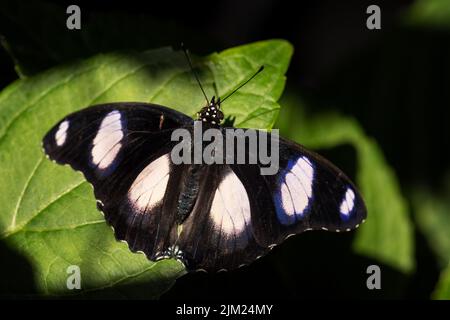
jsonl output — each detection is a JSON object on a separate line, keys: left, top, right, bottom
{"left": 43, "top": 103, "right": 194, "bottom": 258}
{"left": 230, "top": 135, "right": 366, "bottom": 250}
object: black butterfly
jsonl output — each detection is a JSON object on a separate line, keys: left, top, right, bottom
{"left": 42, "top": 63, "right": 366, "bottom": 272}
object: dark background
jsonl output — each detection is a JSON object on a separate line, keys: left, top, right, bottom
{"left": 0, "top": 0, "right": 448, "bottom": 299}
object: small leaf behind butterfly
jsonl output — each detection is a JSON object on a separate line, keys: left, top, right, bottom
{"left": 412, "top": 177, "right": 450, "bottom": 298}
{"left": 0, "top": 40, "right": 293, "bottom": 297}
{"left": 433, "top": 262, "right": 450, "bottom": 299}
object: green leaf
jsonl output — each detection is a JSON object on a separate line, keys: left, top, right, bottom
{"left": 276, "top": 93, "right": 415, "bottom": 273}
{"left": 411, "top": 175, "right": 450, "bottom": 299}
{"left": 0, "top": 40, "right": 293, "bottom": 297}
{"left": 433, "top": 262, "right": 450, "bottom": 299}
{"left": 413, "top": 183, "right": 450, "bottom": 268}
{"left": 403, "top": 0, "right": 450, "bottom": 30}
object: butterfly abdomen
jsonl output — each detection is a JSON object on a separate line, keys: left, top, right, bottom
{"left": 176, "top": 165, "right": 203, "bottom": 223}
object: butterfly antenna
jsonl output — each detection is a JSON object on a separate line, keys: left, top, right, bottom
{"left": 181, "top": 43, "right": 209, "bottom": 104}
{"left": 220, "top": 65, "right": 264, "bottom": 104}
{"left": 213, "top": 81, "right": 219, "bottom": 99}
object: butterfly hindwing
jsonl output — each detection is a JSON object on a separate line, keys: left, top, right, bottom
{"left": 159, "top": 125, "right": 269, "bottom": 271}
{"left": 176, "top": 165, "right": 267, "bottom": 271}
{"left": 111, "top": 154, "right": 203, "bottom": 260}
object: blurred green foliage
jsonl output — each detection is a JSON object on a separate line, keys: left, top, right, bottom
{"left": 404, "top": 0, "right": 450, "bottom": 29}
{"left": 403, "top": 0, "right": 450, "bottom": 299}
{"left": 413, "top": 179, "right": 450, "bottom": 299}
{"left": 434, "top": 261, "right": 450, "bottom": 299}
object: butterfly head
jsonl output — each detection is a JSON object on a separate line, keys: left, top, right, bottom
{"left": 197, "top": 96, "right": 224, "bottom": 125}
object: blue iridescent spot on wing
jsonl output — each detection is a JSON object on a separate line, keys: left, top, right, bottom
{"left": 339, "top": 187, "right": 356, "bottom": 221}
{"left": 274, "top": 156, "right": 315, "bottom": 225}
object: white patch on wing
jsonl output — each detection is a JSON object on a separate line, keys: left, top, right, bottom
{"left": 340, "top": 188, "right": 355, "bottom": 216}
{"left": 210, "top": 171, "right": 251, "bottom": 246}
{"left": 276, "top": 156, "right": 314, "bottom": 225}
{"left": 91, "top": 110, "right": 124, "bottom": 169}
{"left": 55, "top": 120, "right": 69, "bottom": 146}
{"left": 128, "top": 154, "right": 171, "bottom": 212}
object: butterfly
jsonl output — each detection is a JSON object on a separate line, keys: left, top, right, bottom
{"left": 42, "top": 57, "right": 366, "bottom": 272}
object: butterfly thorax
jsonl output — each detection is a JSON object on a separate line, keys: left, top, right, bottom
{"left": 196, "top": 96, "right": 224, "bottom": 126}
